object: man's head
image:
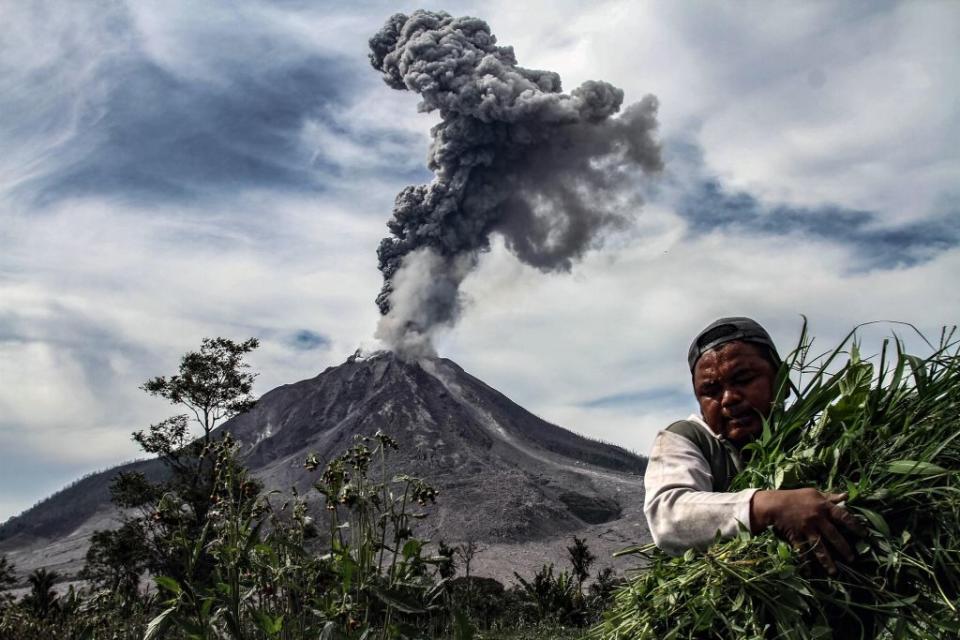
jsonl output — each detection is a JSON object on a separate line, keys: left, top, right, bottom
{"left": 688, "top": 317, "right": 781, "bottom": 447}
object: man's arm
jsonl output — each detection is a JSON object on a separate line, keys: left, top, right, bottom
{"left": 643, "top": 430, "right": 758, "bottom": 555}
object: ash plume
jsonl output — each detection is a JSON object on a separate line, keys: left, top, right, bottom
{"left": 369, "top": 10, "right": 662, "bottom": 358}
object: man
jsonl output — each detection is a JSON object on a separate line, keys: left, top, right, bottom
{"left": 644, "top": 317, "right": 863, "bottom": 574}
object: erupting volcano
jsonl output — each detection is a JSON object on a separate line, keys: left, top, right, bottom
{"left": 0, "top": 352, "right": 649, "bottom": 581}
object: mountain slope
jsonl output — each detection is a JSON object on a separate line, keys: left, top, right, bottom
{"left": 0, "top": 352, "right": 650, "bottom": 580}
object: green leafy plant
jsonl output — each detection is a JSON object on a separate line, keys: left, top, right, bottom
{"left": 513, "top": 563, "right": 579, "bottom": 626}
{"left": 144, "top": 429, "right": 450, "bottom": 639}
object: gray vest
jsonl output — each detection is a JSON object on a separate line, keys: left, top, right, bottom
{"left": 665, "top": 420, "right": 744, "bottom": 492}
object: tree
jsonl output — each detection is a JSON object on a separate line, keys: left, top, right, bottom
{"left": 0, "top": 556, "right": 16, "bottom": 609}
{"left": 566, "top": 536, "right": 596, "bottom": 595}
{"left": 22, "top": 568, "right": 58, "bottom": 620}
{"left": 141, "top": 337, "right": 259, "bottom": 445}
{"left": 437, "top": 540, "right": 457, "bottom": 580}
{"left": 456, "top": 538, "right": 485, "bottom": 603}
{"left": 84, "top": 337, "right": 260, "bottom": 592}
{"left": 80, "top": 520, "right": 150, "bottom": 604}
{"left": 455, "top": 539, "right": 484, "bottom": 582}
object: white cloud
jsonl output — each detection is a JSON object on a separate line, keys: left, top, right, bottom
{"left": 299, "top": 89, "right": 436, "bottom": 175}
{"left": 698, "top": 3, "right": 960, "bottom": 220}
{"left": 443, "top": 219, "right": 960, "bottom": 455}
{"left": 0, "top": 341, "right": 101, "bottom": 433}
{"left": 478, "top": 1, "right": 960, "bottom": 220}
{"left": 1, "top": 0, "right": 958, "bottom": 523}
{"left": 0, "top": 191, "right": 389, "bottom": 469}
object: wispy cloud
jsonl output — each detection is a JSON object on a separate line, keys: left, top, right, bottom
{"left": 0, "top": 0, "right": 406, "bottom": 207}
{"left": 579, "top": 388, "right": 692, "bottom": 411}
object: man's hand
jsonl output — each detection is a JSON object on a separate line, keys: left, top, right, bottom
{"left": 750, "top": 488, "right": 866, "bottom": 575}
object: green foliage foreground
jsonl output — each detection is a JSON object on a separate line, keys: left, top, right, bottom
{"left": 7, "top": 323, "right": 957, "bottom": 639}
{"left": 590, "top": 324, "right": 960, "bottom": 639}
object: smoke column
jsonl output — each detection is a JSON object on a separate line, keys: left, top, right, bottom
{"left": 369, "top": 10, "right": 662, "bottom": 358}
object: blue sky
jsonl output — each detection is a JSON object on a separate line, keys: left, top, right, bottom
{"left": 1, "top": 0, "right": 958, "bottom": 522}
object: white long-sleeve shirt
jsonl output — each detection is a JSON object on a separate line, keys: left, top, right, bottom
{"left": 643, "top": 414, "right": 759, "bottom": 555}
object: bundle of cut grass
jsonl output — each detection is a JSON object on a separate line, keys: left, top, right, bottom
{"left": 590, "top": 323, "right": 960, "bottom": 639}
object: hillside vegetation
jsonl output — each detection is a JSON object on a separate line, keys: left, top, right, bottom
{"left": 3, "top": 325, "right": 958, "bottom": 638}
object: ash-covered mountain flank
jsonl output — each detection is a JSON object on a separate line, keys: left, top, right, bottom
{"left": 228, "top": 351, "right": 645, "bottom": 540}
{"left": 1, "top": 352, "right": 649, "bottom": 580}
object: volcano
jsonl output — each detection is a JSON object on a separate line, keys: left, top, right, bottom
{"left": 0, "top": 352, "right": 650, "bottom": 582}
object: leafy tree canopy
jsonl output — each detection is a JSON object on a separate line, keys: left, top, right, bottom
{"left": 141, "top": 337, "right": 259, "bottom": 440}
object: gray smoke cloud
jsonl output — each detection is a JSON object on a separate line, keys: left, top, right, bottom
{"left": 369, "top": 10, "right": 662, "bottom": 358}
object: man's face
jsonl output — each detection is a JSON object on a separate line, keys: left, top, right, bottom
{"left": 692, "top": 341, "right": 778, "bottom": 447}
